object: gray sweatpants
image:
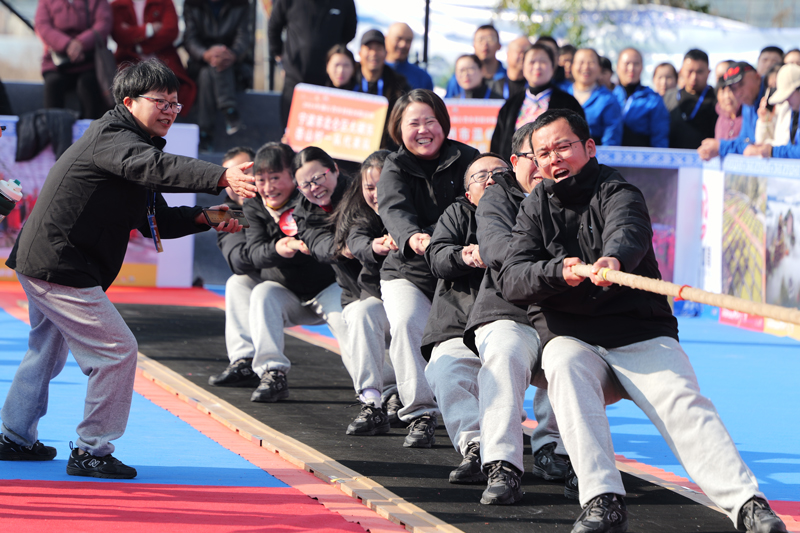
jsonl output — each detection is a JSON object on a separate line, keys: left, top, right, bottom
{"left": 224, "top": 274, "right": 258, "bottom": 363}
{"left": 341, "top": 296, "right": 396, "bottom": 397}
{"left": 475, "top": 320, "right": 564, "bottom": 472}
{"left": 380, "top": 278, "right": 439, "bottom": 421}
{"left": 543, "top": 335, "right": 763, "bottom": 529}
{"left": 425, "top": 337, "right": 481, "bottom": 455}
{"left": 1, "top": 274, "right": 138, "bottom": 456}
{"left": 250, "top": 281, "right": 350, "bottom": 378}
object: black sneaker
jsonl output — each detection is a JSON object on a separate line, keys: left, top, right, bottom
{"left": 532, "top": 442, "right": 569, "bottom": 481}
{"left": 449, "top": 441, "right": 487, "bottom": 484}
{"left": 66, "top": 446, "right": 137, "bottom": 479}
{"left": 403, "top": 414, "right": 437, "bottom": 448}
{"left": 385, "top": 392, "right": 403, "bottom": 427}
{"left": 208, "top": 358, "right": 260, "bottom": 387}
{"left": 739, "top": 496, "right": 787, "bottom": 533}
{"left": 565, "top": 459, "right": 579, "bottom": 500}
{"left": 572, "top": 493, "right": 627, "bottom": 533}
{"left": 0, "top": 433, "right": 57, "bottom": 461}
{"left": 480, "top": 460, "right": 523, "bottom": 505}
{"left": 225, "top": 107, "right": 242, "bottom": 135}
{"left": 346, "top": 401, "right": 391, "bottom": 436}
{"left": 250, "top": 370, "right": 289, "bottom": 403}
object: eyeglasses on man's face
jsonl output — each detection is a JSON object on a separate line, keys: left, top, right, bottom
{"left": 298, "top": 169, "right": 330, "bottom": 191}
{"left": 468, "top": 166, "right": 508, "bottom": 186}
{"left": 533, "top": 139, "right": 586, "bottom": 168}
{"left": 138, "top": 95, "right": 183, "bottom": 113}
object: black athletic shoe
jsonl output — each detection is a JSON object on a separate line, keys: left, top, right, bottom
{"left": 385, "top": 392, "right": 403, "bottom": 427}
{"left": 532, "top": 442, "right": 569, "bottom": 481}
{"left": 250, "top": 370, "right": 289, "bottom": 403}
{"left": 66, "top": 447, "right": 137, "bottom": 479}
{"left": 346, "top": 402, "right": 391, "bottom": 436}
{"left": 480, "top": 460, "right": 524, "bottom": 505}
{"left": 572, "top": 493, "right": 627, "bottom": 533}
{"left": 208, "top": 358, "right": 260, "bottom": 387}
{"left": 403, "top": 414, "right": 437, "bottom": 448}
{"left": 565, "top": 459, "right": 580, "bottom": 500}
{"left": 449, "top": 441, "right": 487, "bottom": 484}
{"left": 0, "top": 433, "right": 57, "bottom": 461}
{"left": 740, "top": 497, "right": 787, "bottom": 533}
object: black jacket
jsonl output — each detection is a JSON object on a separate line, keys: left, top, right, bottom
{"left": 500, "top": 158, "right": 678, "bottom": 348}
{"left": 268, "top": 0, "right": 357, "bottom": 84}
{"left": 377, "top": 140, "right": 480, "bottom": 298}
{"left": 663, "top": 86, "right": 718, "bottom": 149}
{"left": 242, "top": 189, "right": 336, "bottom": 300}
{"left": 353, "top": 64, "right": 409, "bottom": 150}
{"left": 491, "top": 85, "right": 585, "bottom": 162}
{"left": 7, "top": 104, "right": 223, "bottom": 290}
{"left": 421, "top": 196, "right": 483, "bottom": 359}
{"left": 183, "top": 0, "right": 253, "bottom": 82}
{"left": 346, "top": 216, "right": 387, "bottom": 301}
{"left": 216, "top": 196, "right": 256, "bottom": 277}
{"left": 463, "top": 171, "right": 529, "bottom": 352}
{"left": 292, "top": 177, "right": 361, "bottom": 307}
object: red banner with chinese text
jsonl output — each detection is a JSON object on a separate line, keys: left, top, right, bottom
{"left": 286, "top": 84, "right": 388, "bottom": 162}
{"left": 444, "top": 99, "right": 504, "bottom": 153}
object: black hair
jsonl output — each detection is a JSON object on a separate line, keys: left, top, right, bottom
{"left": 222, "top": 146, "right": 255, "bottom": 165}
{"left": 558, "top": 43, "right": 577, "bottom": 57}
{"left": 291, "top": 146, "right": 337, "bottom": 177}
{"left": 511, "top": 121, "right": 537, "bottom": 155}
{"left": 654, "top": 62, "right": 678, "bottom": 78}
{"left": 786, "top": 48, "right": 800, "bottom": 57}
{"left": 388, "top": 89, "right": 451, "bottom": 147}
{"left": 576, "top": 48, "right": 601, "bottom": 64}
{"left": 327, "top": 44, "right": 356, "bottom": 66}
{"left": 456, "top": 54, "right": 482, "bottom": 69}
{"left": 253, "top": 142, "right": 295, "bottom": 176}
{"left": 112, "top": 58, "right": 180, "bottom": 105}
{"left": 599, "top": 56, "right": 613, "bottom": 72}
{"left": 536, "top": 35, "right": 558, "bottom": 47}
{"left": 475, "top": 24, "right": 499, "bottom": 41}
{"left": 760, "top": 46, "right": 784, "bottom": 58}
{"left": 530, "top": 109, "right": 591, "bottom": 144}
{"left": 524, "top": 43, "right": 555, "bottom": 68}
{"left": 330, "top": 150, "right": 390, "bottom": 259}
{"left": 684, "top": 49, "right": 709, "bottom": 65}
{"left": 463, "top": 152, "right": 510, "bottom": 189}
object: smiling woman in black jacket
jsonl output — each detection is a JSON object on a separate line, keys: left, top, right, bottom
{"left": 377, "top": 89, "right": 479, "bottom": 449}
{"left": 0, "top": 59, "right": 255, "bottom": 479}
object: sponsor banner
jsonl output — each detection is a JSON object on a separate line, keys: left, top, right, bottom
{"left": 444, "top": 99, "right": 504, "bottom": 153}
{"left": 718, "top": 308, "right": 765, "bottom": 331}
{"left": 285, "top": 84, "right": 388, "bottom": 162}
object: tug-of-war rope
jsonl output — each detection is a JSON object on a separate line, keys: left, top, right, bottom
{"left": 570, "top": 264, "right": 800, "bottom": 327}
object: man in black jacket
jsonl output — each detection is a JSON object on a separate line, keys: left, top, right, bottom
{"left": 0, "top": 59, "right": 256, "bottom": 478}
{"left": 268, "top": 0, "right": 357, "bottom": 128}
{"left": 184, "top": 0, "right": 254, "bottom": 150}
{"left": 465, "top": 124, "right": 569, "bottom": 506}
{"left": 422, "top": 153, "right": 505, "bottom": 488}
{"left": 500, "top": 109, "right": 785, "bottom": 533}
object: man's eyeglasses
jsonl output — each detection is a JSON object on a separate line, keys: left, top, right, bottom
{"left": 298, "top": 169, "right": 330, "bottom": 191}
{"left": 468, "top": 166, "right": 508, "bottom": 185}
{"left": 533, "top": 139, "right": 587, "bottom": 168}
{"left": 138, "top": 95, "right": 183, "bottom": 113}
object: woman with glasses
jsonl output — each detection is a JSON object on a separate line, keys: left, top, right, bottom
{"left": 291, "top": 147, "right": 399, "bottom": 436}
{"left": 0, "top": 58, "right": 255, "bottom": 478}
{"left": 377, "top": 89, "right": 480, "bottom": 449}
{"left": 491, "top": 43, "right": 585, "bottom": 162}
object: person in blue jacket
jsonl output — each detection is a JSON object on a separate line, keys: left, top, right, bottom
{"left": 445, "top": 25, "right": 506, "bottom": 98}
{"left": 612, "top": 48, "right": 670, "bottom": 147}
{"left": 565, "top": 48, "right": 622, "bottom": 146}
{"left": 698, "top": 61, "right": 764, "bottom": 160}
{"left": 385, "top": 23, "right": 433, "bottom": 91}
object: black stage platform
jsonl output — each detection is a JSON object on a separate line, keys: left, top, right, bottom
{"left": 117, "top": 303, "right": 738, "bottom": 533}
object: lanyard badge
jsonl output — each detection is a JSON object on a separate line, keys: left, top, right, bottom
{"left": 147, "top": 190, "right": 164, "bottom": 253}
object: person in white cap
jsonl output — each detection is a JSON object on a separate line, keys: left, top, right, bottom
{"left": 745, "top": 63, "right": 800, "bottom": 158}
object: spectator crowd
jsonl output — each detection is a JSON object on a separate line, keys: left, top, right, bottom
{"left": 2, "top": 2, "right": 791, "bottom": 533}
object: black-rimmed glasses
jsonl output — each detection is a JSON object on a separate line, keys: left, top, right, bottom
{"left": 138, "top": 95, "right": 183, "bottom": 113}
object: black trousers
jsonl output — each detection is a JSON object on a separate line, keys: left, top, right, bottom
{"left": 43, "top": 68, "right": 108, "bottom": 120}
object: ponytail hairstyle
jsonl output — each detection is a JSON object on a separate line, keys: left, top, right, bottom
{"left": 330, "top": 150, "right": 391, "bottom": 259}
